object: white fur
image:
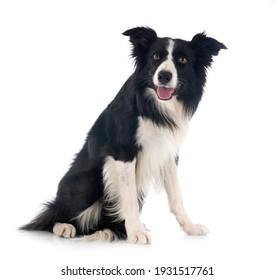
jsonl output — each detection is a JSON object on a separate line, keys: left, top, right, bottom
{"left": 136, "top": 95, "right": 208, "bottom": 236}
{"left": 163, "top": 157, "right": 209, "bottom": 235}
{"left": 136, "top": 91, "right": 188, "bottom": 192}
{"left": 103, "top": 157, "right": 150, "bottom": 244}
{"left": 153, "top": 39, "right": 178, "bottom": 88}
{"left": 75, "top": 201, "right": 102, "bottom": 232}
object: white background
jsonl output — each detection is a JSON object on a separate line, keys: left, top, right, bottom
{"left": 1, "top": 0, "right": 275, "bottom": 279}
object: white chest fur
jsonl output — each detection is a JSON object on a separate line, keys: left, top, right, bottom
{"left": 135, "top": 101, "right": 188, "bottom": 193}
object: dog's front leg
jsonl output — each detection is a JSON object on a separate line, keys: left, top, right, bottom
{"left": 163, "top": 158, "right": 209, "bottom": 235}
{"left": 103, "top": 157, "right": 151, "bottom": 244}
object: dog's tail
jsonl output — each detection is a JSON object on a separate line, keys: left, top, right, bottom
{"left": 20, "top": 201, "right": 57, "bottom": 232}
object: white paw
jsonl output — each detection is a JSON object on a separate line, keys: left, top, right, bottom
{"left": 183, "top": 223, "right": 209, "bottom": 236}
{"left": 81, "top": 229, "right": 118, "bottom": 242}
{"left": 127, "top": 230, "right": 151, "bottom": 245}
{"left": 53, "top": 223, "right": 76, "bottom": 238}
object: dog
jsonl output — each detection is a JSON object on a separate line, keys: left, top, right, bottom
{"left": 21, "top": 27, "right": 226, "bottom": 244}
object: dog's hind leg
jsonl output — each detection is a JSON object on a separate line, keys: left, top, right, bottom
{"left": 103, "top": 156, "right": 151, "bottom": 244}
{"left": 163, "top": 157, "right": 209, "bottom": 235}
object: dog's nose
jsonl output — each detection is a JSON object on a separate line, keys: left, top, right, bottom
{"left": 158, "top": 71, "right": 172, "bottom": 85}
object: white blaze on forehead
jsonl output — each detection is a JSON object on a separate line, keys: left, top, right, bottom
{"left": 167, "top": 38, "right": 174, "bottom": 60}
{"left": 153, "top": 39, "right": 178, "bottom": 89}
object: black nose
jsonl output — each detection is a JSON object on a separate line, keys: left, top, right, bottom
{"left": 158, "top": 71, "right": 172, "bottom": 84}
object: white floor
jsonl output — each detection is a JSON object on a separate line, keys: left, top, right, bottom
{"left": 2, "top": 188, "right": 275, "bottom": 280}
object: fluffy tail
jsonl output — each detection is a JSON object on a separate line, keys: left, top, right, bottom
{"left": 20, "top": 201, "right": 57, "bottom": 232}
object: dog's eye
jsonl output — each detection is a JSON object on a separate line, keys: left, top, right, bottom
{"left": 152, "top": 53, "right": 161, "bottom": 61}
{"left": 178, "top": 57, "right": 188, "bottom": 64}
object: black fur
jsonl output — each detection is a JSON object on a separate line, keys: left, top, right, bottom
{"left": 21, "top": 27, "right": 226, "bottom": 239}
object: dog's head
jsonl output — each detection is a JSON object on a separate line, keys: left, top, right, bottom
{"left": 123, "top": 27, "right": 226, "bottom": 115}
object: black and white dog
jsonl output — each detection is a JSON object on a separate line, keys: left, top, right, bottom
{"left": 21, "top": 27, "right": 226, "bottom": 244}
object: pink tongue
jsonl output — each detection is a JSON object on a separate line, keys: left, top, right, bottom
{"left": 157, "top": 87, "right": 175, "bottom": 100}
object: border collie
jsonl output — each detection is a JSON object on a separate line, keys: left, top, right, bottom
{"left": 21, "top": 27, "right": 226, "bottom": 244}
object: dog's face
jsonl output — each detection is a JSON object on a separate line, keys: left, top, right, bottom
{"left": 149, "top": 38, "right": 193, "bottom": 101}
{"left": 123, "top": 27, "right": 226, "bottom": 114}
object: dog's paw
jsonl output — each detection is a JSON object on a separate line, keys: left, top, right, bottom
{"left": 127, "top": 230, "right": 151, "bottom": 245}
{"left": 53, "top": 223, "right": 76, "bottom": 238}
{"left": 183, "top": 223, "right": 209, "bottom": 236}
{"left": 81, "top": 229, "right": 118, "bottom": 242}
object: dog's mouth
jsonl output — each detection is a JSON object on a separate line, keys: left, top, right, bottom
{"left": 155, "top": 84, "right": 182, "bottom": 101}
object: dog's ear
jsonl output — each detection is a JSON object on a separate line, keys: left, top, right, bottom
{"left": 123, "top": 26, "right": 157, "bottom": 48}
{"left": 123, "top": 27, "right": 157, "bottom": 63}
{"left": 122, "top": 27, "right": 157, "bottom": 68}
{"left": 191, "top": 32, "right": 227, "bottom": 67}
